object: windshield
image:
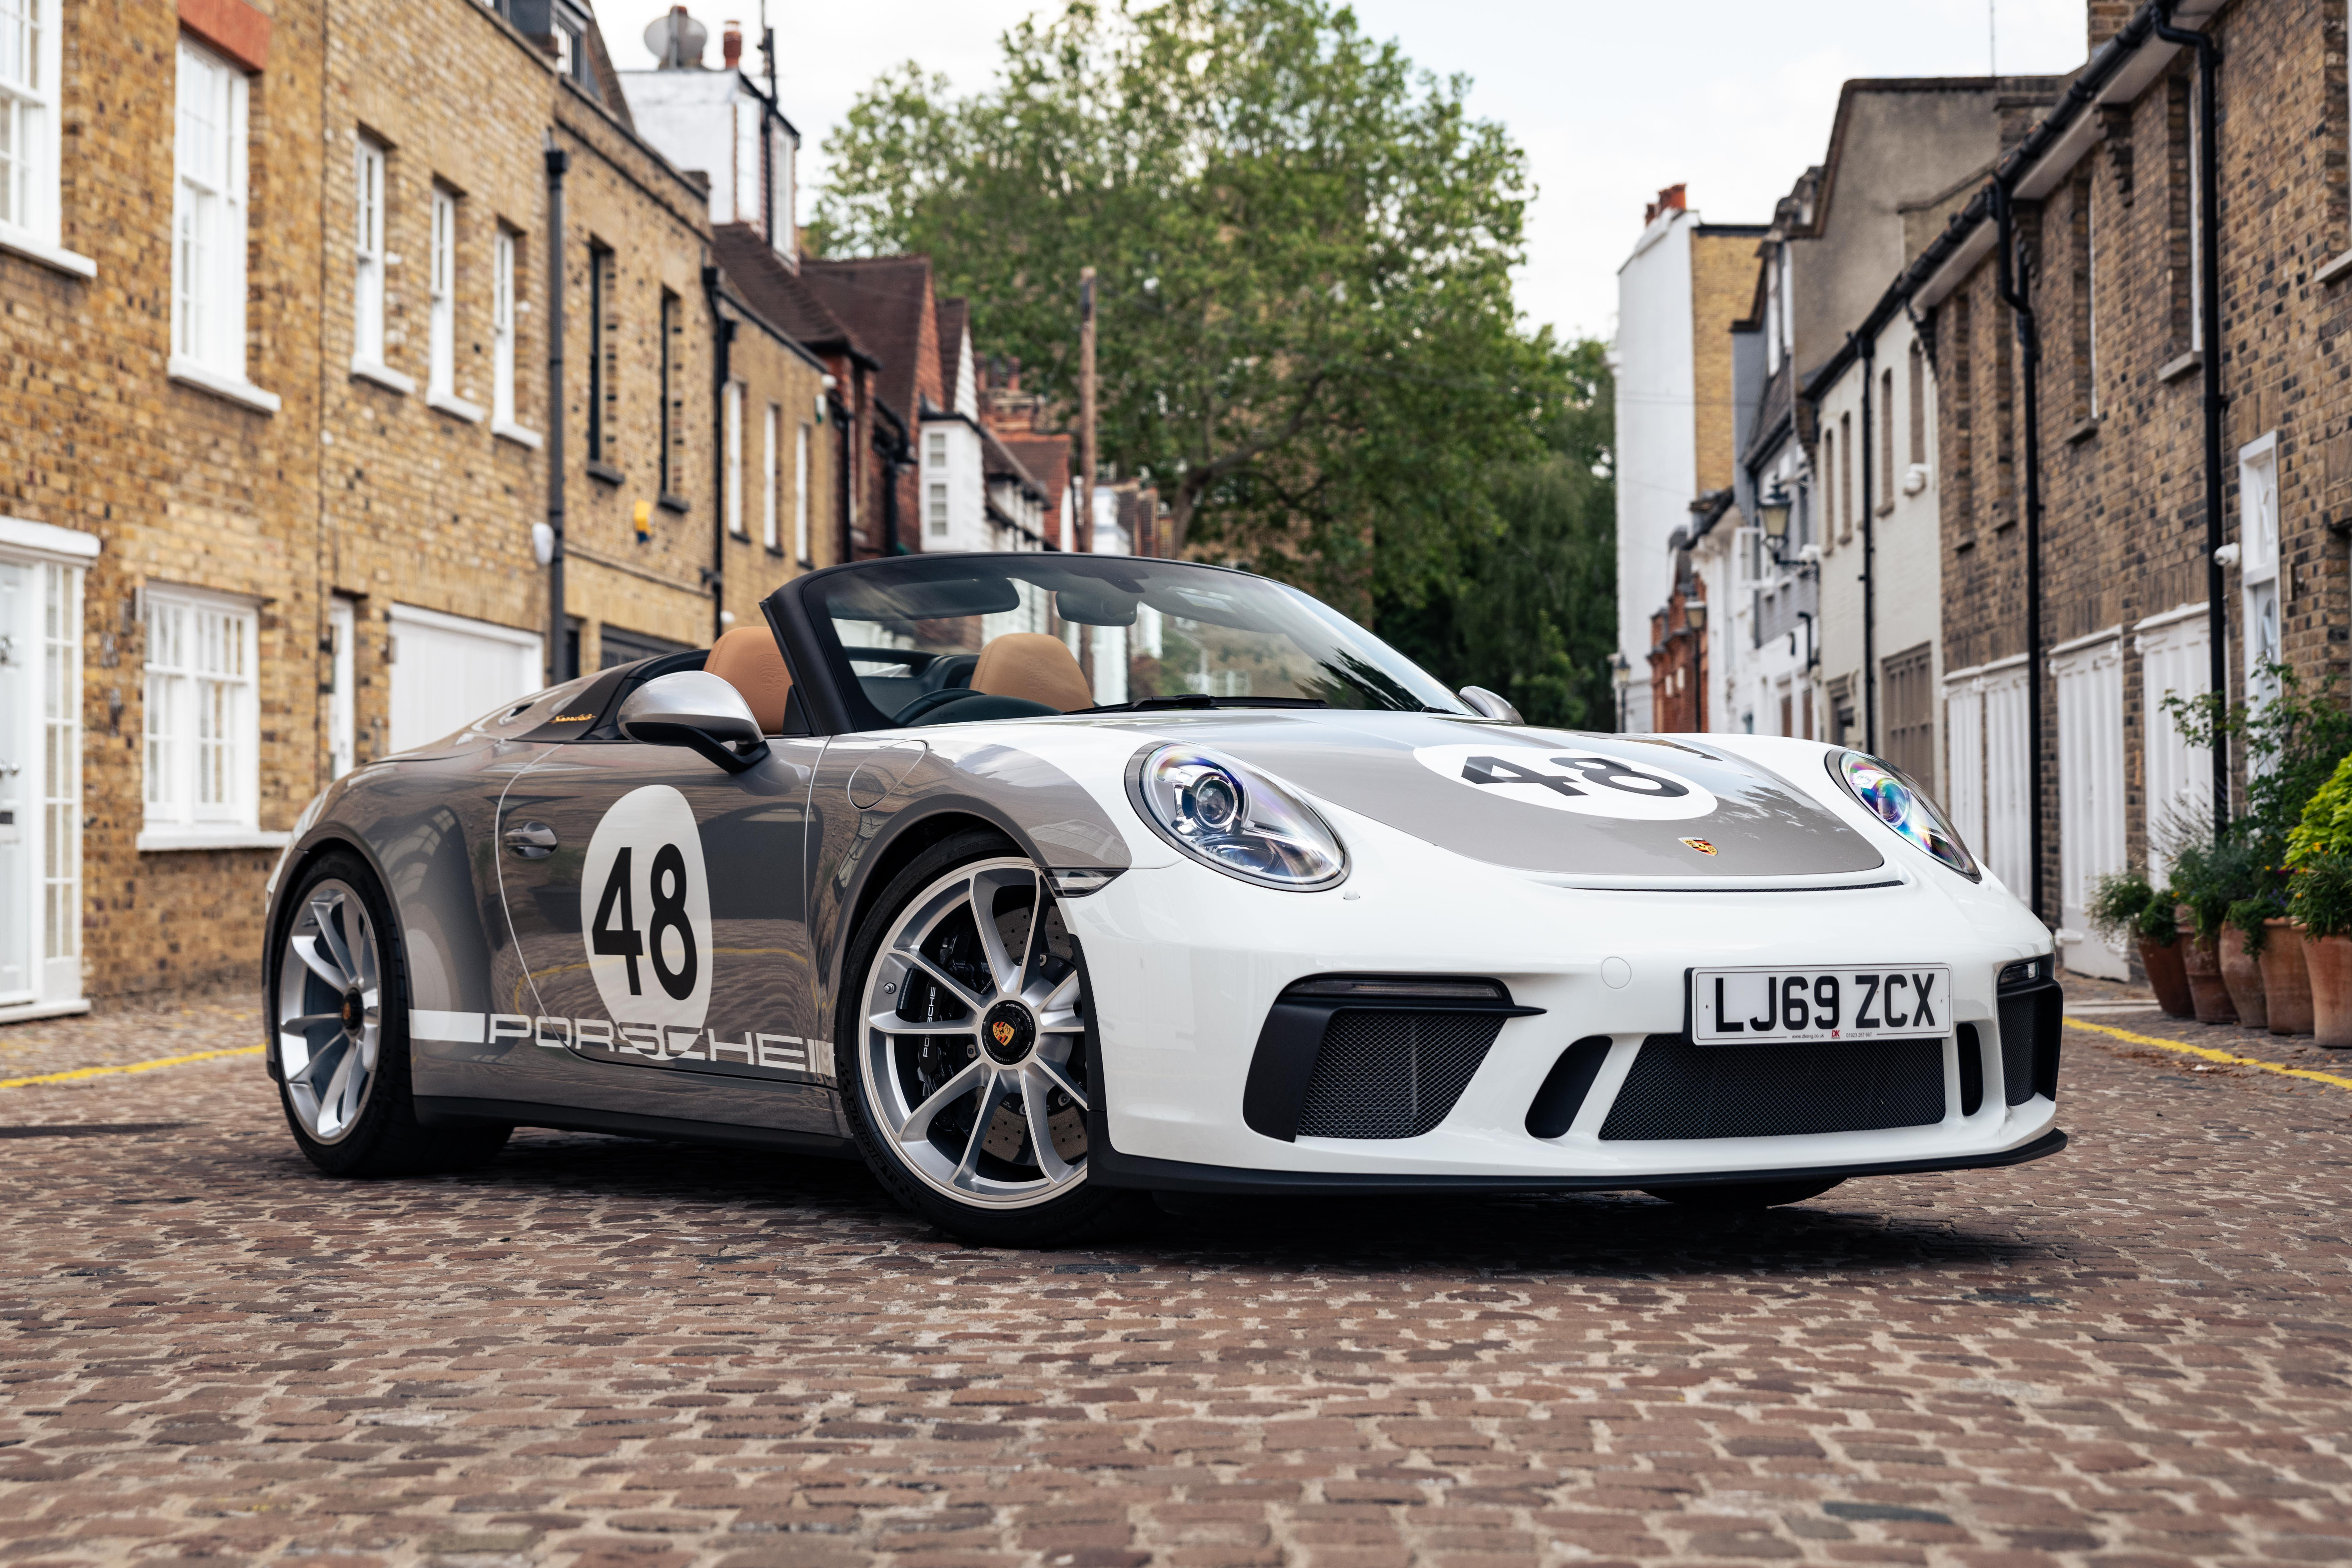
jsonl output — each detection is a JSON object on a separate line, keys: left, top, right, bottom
{"left": 798, "top": 554, "right": 1469, "bottom": 729}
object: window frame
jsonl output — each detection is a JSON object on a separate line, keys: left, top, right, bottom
{"left": 492, "top": 226, "right": 518, "bottom": 428}
{"left": 763, "top": 401, "right": 781, "bottom": 551}
{"left": 428, "top": 184, "right": 458, "bottom": 402}
{"left": 794, "top": 421, "right": 812, "bottom": 562}
{"left": 0, "top": 0, "right": 80, "bottom": 270}
{"left": 171, "top": 37, "right": 250, "bottom": 383}
{"left": 723, "top": 379, "right": 745, "bottom": 538}
{"left": 140, "top": 583, "right": 261, "bottom": 841}
{"left": 657, "top": 289, "right": 680, "bottom": 497}
{"left": 353, "top": 133, "right": 387, "bottom": 369}
{"left": 587, "top": 240, "right": 612, "bottom": 463}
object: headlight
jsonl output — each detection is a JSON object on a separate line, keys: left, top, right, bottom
{"left": 1830, "top": 751, "right": 1979, "bottom": 879}
{"left": 1127, "top": 744, "right": 1348, "bottom": 890}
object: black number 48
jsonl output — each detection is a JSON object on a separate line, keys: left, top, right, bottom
{"left": 1461, "top": 754, "right": 1688, "bottom": 799}
{"left": 591, "top": 844, "right": 698, "bottom": 1001}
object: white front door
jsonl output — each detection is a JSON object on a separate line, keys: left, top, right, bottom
{"left": 387, "top": 604, "right": 544, "bottom": 755}
{"left": 2054, "top": 635, "right": 2128, "bottom": 979}
{"left": 1942, "top": 672, "right": 1985, "bottom": 864}
{"left": 2136, "top": 606, "right": 2211, "bottom": 883}
{"left": 0, "top": 544, "right": 88, "bottom": 1012}
{"left": 2239, "top": 436, "right": 2281, "bottom": 718}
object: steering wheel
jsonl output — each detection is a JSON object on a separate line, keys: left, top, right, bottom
{"left": 892, "top": 686, "right": 993, "bottom": 726}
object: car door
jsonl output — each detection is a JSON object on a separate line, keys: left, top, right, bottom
{"left": 493, "top": 733, "right": 834, "bottom": 1130}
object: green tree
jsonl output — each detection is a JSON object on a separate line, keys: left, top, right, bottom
{"left": 1373, "top": 339, "right": 1617, "bottom": 729}
{"left": 817, "top": 0, "right": 1565, "bottom": 608}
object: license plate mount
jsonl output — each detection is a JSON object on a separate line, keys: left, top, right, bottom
{"left": 1688, "top": 964, "right": 1953, "bottom": 1046}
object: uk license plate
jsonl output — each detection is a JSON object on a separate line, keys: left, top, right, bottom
{"left": 1689, "top": 965, "right": 1952, "bottom": 1045}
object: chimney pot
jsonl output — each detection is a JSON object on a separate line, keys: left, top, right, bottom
{"left": 722, "top": 19, "right": 742, "bottom": 70}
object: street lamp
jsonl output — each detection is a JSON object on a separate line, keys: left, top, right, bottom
{"left": 1757, "top": 484, "right": 1792, "bottom": 547}
{"left": 1684, "top": 600, "right": 1708, "bottom": 633}
{"left": 1610, "top": 651, "right": 1632, "bottom": 732}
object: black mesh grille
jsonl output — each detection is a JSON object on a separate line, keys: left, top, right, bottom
{"left": 1599, "top": 1033, "right": 1947, "bottom": 1141}
{"left": 1294, "top": 1010, "right": 1505, "bottom": 1139}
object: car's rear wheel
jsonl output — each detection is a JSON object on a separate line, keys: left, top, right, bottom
{"left": 271, "top": 850, "right": 510, "bottom": 1177}
{"left": 839, "top": 830, "right": 1150, "bottom": 1247}
{"left": 1643, "top": 1177, "right": 1845, "bottom": 1211}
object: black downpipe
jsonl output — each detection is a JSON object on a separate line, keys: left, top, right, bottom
{"left": 1858, "top": 332, "right": 1878, "bottom": 752}
{"left": 1993, "top": 181, "right": 2047, "bottom": 927}
{"left": 835, "top": 393, "right": 855, "bottom": 562}
{"left": 702, "top": 265, "right": 734, "bottom": 645}
{"left": 2155, "top": 10, "right": 2228, "bottom": 843}
{"left": 543, "top": 137, "right": 569, "bottom": 685}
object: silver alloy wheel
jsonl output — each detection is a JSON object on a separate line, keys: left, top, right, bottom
{"left": 274, "top": 878, "right": 384, "bottom": 1144}
{"left": 859, "top": 857, "right": 1090, "bottom": 1210}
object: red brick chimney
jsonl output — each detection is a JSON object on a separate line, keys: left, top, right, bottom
{"left": 722, "top": 20, "right": 742, "bottom": 70}
{"left": 2086, "top": 0, "right": 2133, "bottom": 53}
{"left": 1643, "top": 183, "right": 1687, "bottom": 226}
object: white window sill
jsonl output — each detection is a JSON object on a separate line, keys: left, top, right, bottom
{"left": 0, "top": 998, "right": 90, "bottom": 1026}
{"left": 352, "top": 357, "right": 417, "bottom": 396}
{"left": 169, "top": 357, "right": 282, "bottom": 415}
{"left": 428, "top": 389, "right": 486, "bottom": 423}
{"left": 493, "top": 419, "right": 543, "bottom": 450}
{"left": 2319, "top": 247, "right": 2352, "bottom": 286}
{"left": 138, "top": 828, "right": 293, "bottom": 853}
{"left": 0, "top": 227, "right": 97, "bottom": 279}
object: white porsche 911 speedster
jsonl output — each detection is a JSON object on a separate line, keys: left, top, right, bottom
{"left": 262, "top": 552, "right": 2063, "bottom": 1245}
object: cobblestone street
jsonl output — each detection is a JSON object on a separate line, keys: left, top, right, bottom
{"left": 1, "top": 1000, "right": 2348, "bottom": 1568}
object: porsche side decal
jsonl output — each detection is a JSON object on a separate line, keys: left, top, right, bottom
{"left": 580, "top": 785, "right": 714, "bottom": 1031}
{"left": 409, "top": 1009, "right": 834, "bottom": 1080}
{"left": 1412, "top": 744, "right": 1718, "bottom": 822}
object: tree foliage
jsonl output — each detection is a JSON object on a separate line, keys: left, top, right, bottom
{"left": 816, "top": 0, "right": 1568, "bottom": 609}
{"left": 1373, "top": 339, "right": 1617, "bottom": 729}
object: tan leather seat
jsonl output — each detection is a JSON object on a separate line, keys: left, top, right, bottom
{"left": 705, "top": 625, "right": 794, "bottom": 734}
{"left": 972, "top": 632, "right": 1093, "bottom": 713}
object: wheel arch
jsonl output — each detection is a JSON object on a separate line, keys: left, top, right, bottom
{"left": 261, "top": 831, "right": 405, "bottom": 1077}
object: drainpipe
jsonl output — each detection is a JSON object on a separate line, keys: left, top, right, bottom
{"left": 544, "top": 134, "right": 569, "bottom": 685}
{"left": 702, "top": 265, "right": 734, "bottom": 644}
{"left": 1857, "top": 331, "right": 1878, "bottom": 753}
{"left": 1993, "top": 179, "right": 2047, "bottom": 927}
{"left": 2155, "top": 6, "right": 2228, "bottom": 844}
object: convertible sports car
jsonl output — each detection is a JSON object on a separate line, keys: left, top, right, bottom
{"left": 263, "top": 552, "right": 2065, "bottom": 1245}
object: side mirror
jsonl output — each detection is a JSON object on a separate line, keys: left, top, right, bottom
{"left": 618, "top": 670, "right": 771, "bottom": 774}
{"left": 1459, "top": 685, "right": 1522, "bottom": 724}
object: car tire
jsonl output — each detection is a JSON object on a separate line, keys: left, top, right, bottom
{"left": 1642, "top": 1177, "right": 1846, "bottom": 1211}
{"left": 269, "top": 849, "right": 511, "bottom": 1178}
{"left": 837, "top": 829, "right": 1152, "bottom": 1248}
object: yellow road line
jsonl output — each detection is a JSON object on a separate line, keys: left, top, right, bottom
{"left": 2066, "top": 1016, "right": 2352, "bottom": 1092}
{"left": 0, "top": 1045, "right": 264, "bottom": 1090}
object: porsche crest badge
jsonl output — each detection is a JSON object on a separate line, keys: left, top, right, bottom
{"left": 991, "top": 1020, "right": 1018, "bottom": 1048}
{"left": 1680, "top": 837, "right": 1718, "bottom": 856}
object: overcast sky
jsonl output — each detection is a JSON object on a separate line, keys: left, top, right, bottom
{"left": 598, "top": 0, "right": 2090, "bottom": 345}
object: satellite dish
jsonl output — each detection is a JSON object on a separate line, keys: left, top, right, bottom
{"left": 643, "top": 6, "right": 708, "bottom": 68}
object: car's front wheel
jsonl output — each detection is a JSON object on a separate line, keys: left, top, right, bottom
{"left": 270, "top": 850, "right": 511, "bottom": 1177}
{"left": 838, "top": 830, "right": 1150, "bottom": 1247}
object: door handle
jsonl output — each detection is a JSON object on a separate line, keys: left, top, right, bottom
{"left": 503, "top": 820, "right": 558, "bottom": 859}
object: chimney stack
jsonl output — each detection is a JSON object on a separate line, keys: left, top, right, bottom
{"left": 1644, "top": 183, "right": 1687, "bottom": 226}
{"left": 722, "top": 19, "right": 742, "bottom": 70}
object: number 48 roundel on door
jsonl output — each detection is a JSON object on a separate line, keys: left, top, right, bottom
{"left": 579, "top": 784, "right": 714, "bottom": 1030}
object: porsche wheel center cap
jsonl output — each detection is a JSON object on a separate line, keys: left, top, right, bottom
{"left": 981, "top": 1001, "right": 1036, "bottom": 1064}
{"left": 339, "top": 989, "right": 365, "bottom": 1032}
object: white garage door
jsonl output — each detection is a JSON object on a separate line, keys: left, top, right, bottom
{"left": 388, "top": 604, "right": 545, "bottom": 754}
{"left": 2135, "top": 604, "right": 2210, "bottom": 884}
{"left": 2053, "top": 631, "right": 2127, "bottom": 980}
{"left": 1980, "top": 655, "right": 2032, "bottom": 900}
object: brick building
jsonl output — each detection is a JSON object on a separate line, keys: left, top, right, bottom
{"left": 0, "top": 0, "right": 840, "bottom": 1011}
{"left": 1895, "top": 0, "right": 2327, "bottom": 980}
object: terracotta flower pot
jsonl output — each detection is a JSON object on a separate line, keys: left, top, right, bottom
{"left": 2303, "top": 930, "right": 2352, "bottom": 1048}
{"left": 2139, "top": 935, "right": 2195, "bottom": 1018}
{"left": 2217, "top": 927, "right": 2268, "bottom": 1031}
{"left": 2177, "top": 921, "right": 2238, "bottom": 1025}
{"left": 2259, "top": 918, "right": 2314, "bottom": 1036}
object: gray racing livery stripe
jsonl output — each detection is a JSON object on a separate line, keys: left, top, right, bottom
{"left": 411, "top": 1010, "right": 488, "bottom": 1044}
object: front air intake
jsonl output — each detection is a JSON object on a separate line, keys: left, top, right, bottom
{"left": 1599, "top": 1033, "right": 1946, "bottom": 1140}
{"left": 1241, "top": 976, "right": 1541, "bottom": 1142}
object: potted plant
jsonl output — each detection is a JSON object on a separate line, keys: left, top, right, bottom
{"left": 2089, "top": 872, "right": 2191, "bottom": 1016}
{"left": 2287, "top": 753, "right": 2352, "bottom": 1046}
{"left": 2167, "top": 841, "right": 2238, "bottom": 1025}
{"left": 2208, "top": 837, "right": 2271, "bottom": 1030}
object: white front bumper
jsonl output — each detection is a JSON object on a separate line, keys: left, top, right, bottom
{"left": 1065, "top": 792, "right": 2060, "bottom": 1183}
